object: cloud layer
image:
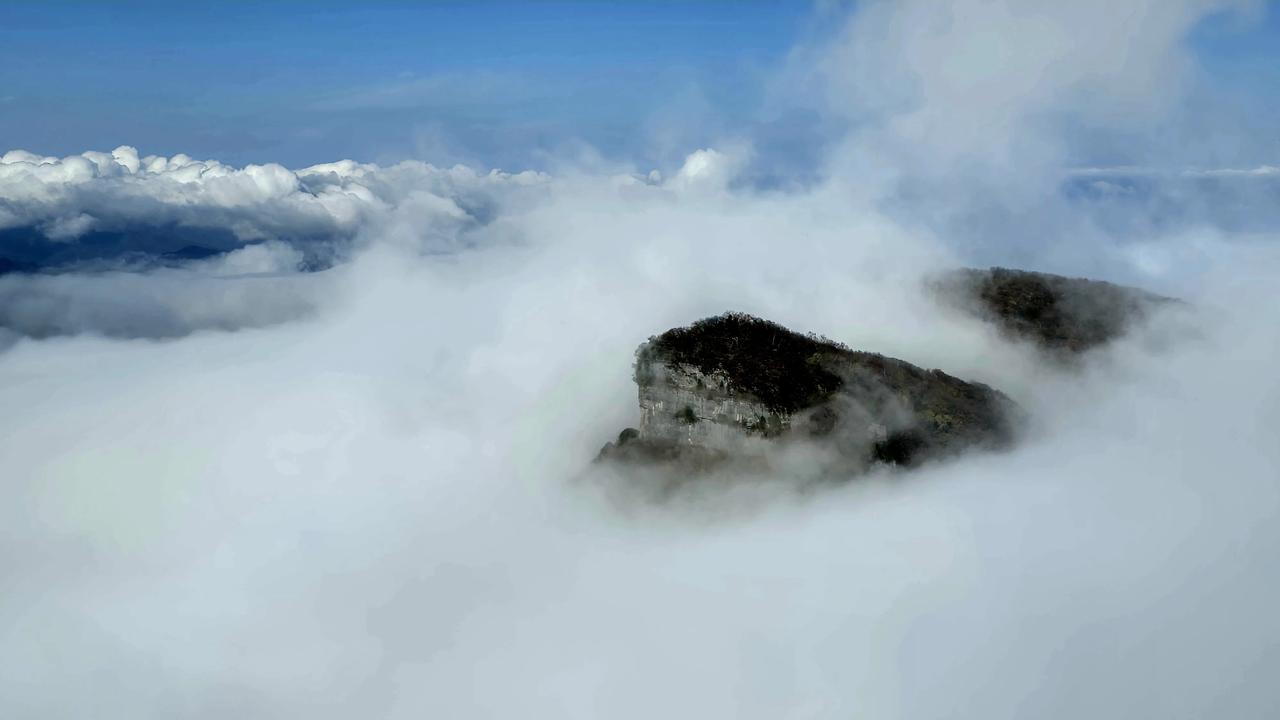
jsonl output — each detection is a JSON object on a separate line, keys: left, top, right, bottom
{"left": 0, "top": 146, "right": 550, "bottom": 268}
{"left": 0, "top": 147, "right": 557, "bottom": 339}
{"left": 1, "top": 2, "right": 1278, "bottom": 718}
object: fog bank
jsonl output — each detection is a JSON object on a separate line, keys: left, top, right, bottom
{"left": 2, "top": 1, "right": 1278, "bottom": 718}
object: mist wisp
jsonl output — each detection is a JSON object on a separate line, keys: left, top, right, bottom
{"left": 2, "top": 2, "right": 1279, "bottom": 718}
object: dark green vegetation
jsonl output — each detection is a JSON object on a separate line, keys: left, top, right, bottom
{"left": 831, "top": 351, "right": 1019, "bottom": 462}
{"left": 872, "top": 429, "right": 928, "bottom": 466}
{"left": 635, "top": 313, "right": 849, "bottom": 413}
{"left": 937, "top": 267, "right": 1175, "bottom": 353}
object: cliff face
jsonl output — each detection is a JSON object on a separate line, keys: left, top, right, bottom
{"left": 636, "top": 360, "right": 788, "bottom": 450}
{"left": 598, "top": 313, "right": 1017, "bottom": 476}
{"left": 936, "top": 267, "right": 1176, "bottom": 353}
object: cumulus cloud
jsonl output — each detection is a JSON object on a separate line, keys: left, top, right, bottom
{"left": 664, "top": 147, "right": 748, "bottom": 192}
{"left": 1, "top": 1, "right": 1278, "bottom": 719}
{"left": 0, "top": 148, "right": 553, "bottom": 339}
{"left": 0, "top": 145, "right": 548, "bottom": 267}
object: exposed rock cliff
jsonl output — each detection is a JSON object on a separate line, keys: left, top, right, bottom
{"left": 598, "top": 313, "right": 1018, "bottom": 476}
{"left": 935, "top": 267, "right": 1176, "bottom": 353}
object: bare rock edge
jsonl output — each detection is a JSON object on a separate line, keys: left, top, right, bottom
{"left": 597, "top": 268, "right": 1173, "bottom": 480}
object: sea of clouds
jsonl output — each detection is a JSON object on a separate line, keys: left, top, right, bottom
{"left": 2, "top": 1, "right": 1278, "bottom": 718}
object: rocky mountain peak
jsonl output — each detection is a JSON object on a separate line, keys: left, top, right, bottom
{"left": 934, "top": 267, "right": 1177, "bottom": 353}
{"left": 599, "top": 312, "right": 1018, "bottom": 478}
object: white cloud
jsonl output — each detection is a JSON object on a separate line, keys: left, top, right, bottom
{"left": 666, "top": 148, "right": 742, "bottom": 192}
{"left": 1069, "top": 165, "right": 1280, "bottom": 178}
{"left": 808, "top": 0, "right": 1246, "bottom": 176}
{"left": 2, "top": 136, "right": 1278, "bottom": 716}
{"left": 0, "top": 264, "right": 327, "bottom": 340}
{"left": 0, "top": 145, "right": 548, "bottom": 255}
{"left": 39, "top": 212, "right": 96, "bottom": 241}
{"left": 1, "top": 2, "right": 1279, "bottom": 718}
{"left": 0, "top": 174, "right": 1276, "bottom": 716}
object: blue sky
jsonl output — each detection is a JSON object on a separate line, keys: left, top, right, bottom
{"left": 1, "top": 1, "right": 815, "bottom": 170}
{"left": 2, "top": 1, "right": 1278, "bottom": 171}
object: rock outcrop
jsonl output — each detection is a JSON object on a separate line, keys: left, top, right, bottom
{"left": 597, "top": 313, "right": 1018, "bottom": 477}
{"left": 934, "top": 267, "right": 1176, "bottom": 354}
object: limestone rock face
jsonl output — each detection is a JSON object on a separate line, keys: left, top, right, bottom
{"left": 597, "top": 313, "right": 1018, "bottom": 475}
{"left": 935, "top": 267, "right": 1177, "bottom": 354}
{"left": 637, "top": 360, "right": 788, "bottom": 449}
